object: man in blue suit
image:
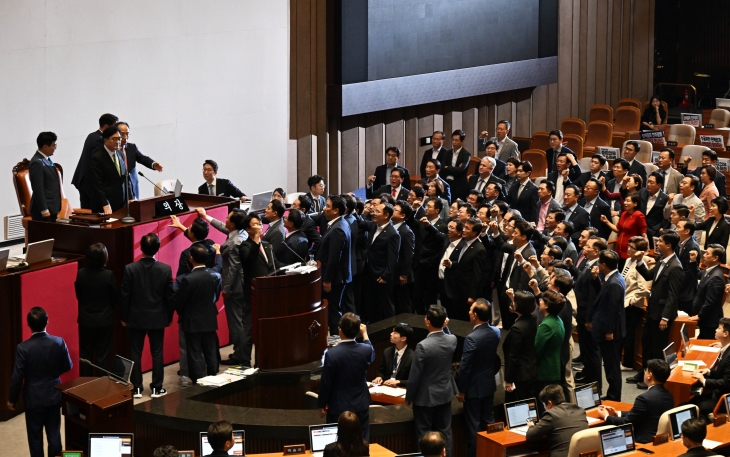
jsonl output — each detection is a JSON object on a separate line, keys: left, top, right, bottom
{"left": 7, "top": 307, "right": 72, "bottom": 457}
{"left": 406, "top": 305, "right": 459, "bottom": 457}
{"left": 589, "top": 250, "right": 626, "bottom": 401}
{"left": 116, "top": 122, "right": 163, "bottom": 199}
{"left": 457, "top": 299, "right": 500, "bottom": 457}
{"left": 317, "top": 313, "right": 375, "bottom": 441}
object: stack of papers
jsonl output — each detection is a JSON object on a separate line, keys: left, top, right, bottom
{"left": 197, "top": 375, "right": 237, "bottom": 386}
{"left": 704, "top": 439, "right": 722, "bottom": 449}
{"left": 369, "top": 385, "right": 406, "bottom": 397}
{"left": 223, "top": 367, "right": 258, "bottom": 377}
{"left": 692, "top": 346, "right": 721, "bottom": 353}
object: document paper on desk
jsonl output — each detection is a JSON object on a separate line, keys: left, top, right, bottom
{"left": 692, "top": 346, "right": 721, "bottom": 353}
{"left": 369, "top": 385, "right": 406, "bottom": 397}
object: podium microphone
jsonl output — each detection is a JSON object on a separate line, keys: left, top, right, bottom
{"left": 280, "top": 241, "right": 306, "bottom": 264}
{"left": 79, "top": 358, "right": 130, "bottom": 386}
{"left": 138, "top": 171, "right": 169, "bottom": 195}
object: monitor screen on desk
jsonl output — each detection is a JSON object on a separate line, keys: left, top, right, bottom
{"left": 310, "top": 424, "right": 338, "bottom": 452}
{"left": 250, "top": 190, "right": 274, "bottom": 212}
{"left": 574, "top": 382, "right": 601, "bottom": 410}
{"left": 503, "top": 398, "right": 538, "bottom": 429}
{"left": 89, "top": 433, "right": 133, "bottom": 457}
{"left": 670, "top": 406, "right": 697, "bottom": 439}
{"left": 110, "top": 355, "right": 134, "bottom": 384}
{"left": 680, "top": 323, "right": 691, "bottom": 352}
{"left": 599, "top": 424, "right": 635, "bottom": 457}
{"left": 200, "top": 430, "right": 244, "bottom": 456}
{"left": 664, "top": 341, "right": 678, "bottom": 369}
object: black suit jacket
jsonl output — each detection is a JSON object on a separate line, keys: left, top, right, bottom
{"left": 122, "top": 143, "right": 156, "bottom": 199}
{"left": 691, "top": 264, "right": 727, "bottom": 331}
{"left": 564, "top": 204, "right": 591, "bottom": 245}
{"left": 636, "top": 255, "right": 683, "bottom": 322}
{"left": 372, "top": 164, "right": 411, "bottom": 190}
{"left": 490, "top": 158, "right": 507, "bottom": 179}
{"left": 502, "top": 313, "right": 538, "bottom": 383}
{"left": 173, "top": 256, "right": 223, "bottom": 333}
{"left": 120, "top": 257, "right": 175, "bottom": 329}
{"left": 72, "top": 130, "right": 103, "bottom": 195}
{"left": 420, "top": 147, "right": 446, "bottom": 177}
{"left": 704, "top": 347, "right": 730, "bottom": 402}
{"left": 197, "top": 178, "right": 245, "bottom": 198}
{"left": 421, "top": 220, "right": 450, "bottom": 267}
{"left": 581, "top": 196, "right": 613, "bottom": 240}
{"left": 545, "top": 146, "right": 577, "bottom": 174}
{"left": 360, "top": 220, "right": 400, "bottom": 282}
{"left": 590, "top": 271, "right": 626, "bottom": 341}
{"left": 494, "top": 235, "right": 536, "bottom": 291}
{"left": 467, "top": 174, "right": 506, "bottom": 199}
{"left": 628, "top": 160, "right": 648, "bottom": 188}
{"left": 304, "top": 192, "right": 327, "bottom": 214}
{"left": 698, "top": 217, "right": 730, "bottom": 249}
{"left": 507, "top": 180, "right": 539, "bottom": 223}
{"left": 263, "top": 219, "right": 287, "bottom": 256}
{"left": 376, "top": 346, "right": 414, "bottom": 386}
{"left": 458, "top": 324, "right": 499, "bottom": 398}
{"left": 238, "top": 238, "right": 277, "bottom": 300}
{"left": 574, "top": 260, "right": 601, "bottom": 321}
{"left": 604, "top": 384, "right": 675, "bottom": 443}
{"left": 441, "top": 148, "right": 472, "bottom": 200}
{"left": 74, "top": 267, "right": 118, "bottom": 328}
{"left": 546, "top": 168, "right": 581, "bottom": 193}
{"left": 300, "top": 214, "right": 323, "bottom": 252}
{"left": 444, "top": 238, "right": 487, "bottom": 302}
{"left": 677, "top": 237, "right": 701, "bottom": 306}
{"left": 8, "top": 333, "right": 72, "bottom": 409}
{"left": 315, "top": 217, "right": 352, "bottom": 284}
{"left": 367, "top": 184, "right": 410, "bottom": 200}
{"left": 177, "top": 239, "right": 217, "bottom": 277}
{"left": 575, "top": 171, "right": 607, "bottom": 189}
{"left": 395, "top": 223, "right": 415, "bottom": 282}
{"left": 90, "top": 148, "right": 128, "bottom": 213}
{"left": 638, "top": 188, "right": 670, "bottom": 238}
{"left": 28, "top": 151, "right": 61, "bottom": 219}
{"left": 277, "top": 231, "right": 310, "bottom": 266}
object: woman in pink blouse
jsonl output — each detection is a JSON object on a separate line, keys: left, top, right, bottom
{"left": 699, "top": 165, "right": 719, "bottom": 221}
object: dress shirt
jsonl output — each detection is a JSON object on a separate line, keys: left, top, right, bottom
{"left": 371, "top": 222, "right": 390, "bottom": 243}
{"left": 191, "top": 265, "right": 206, "bottom": 271}
{"left": 555, "top": 174, "right": 565, "bottom": 204}
{"left": 516, "top": 178, "right": 529, "bottom": 197}
{"left": 564, "top": 203, "right": 579, "bottom": 219}
{"left": 431, "top": 147, "right": 442, "bottom": 160}
{"left": 286, "top": 229, "right": 299, "bottom": 239}
{"left": 584, "top": 197, "right": 598, "bottom": 213}
{"left": 459, "top": 238, "right": 477, "bottom": 261}
{"left": 451, "top": 148, "right": 462, "bottom": 168}
{"left": 390, "top": 185, "right": 402, "bottom": 197}
{"left": 327, "top": 216, "right": 342, "bottom": 228}
{"left": 393, "top": 221, "right": 404, "bottom": 231}
{"left": 537, "top": 200, "right": 551, "bottom": 232}
{"left": 645, "top": 190, "right": 659, "bottom": 215}
{"left": 439, "top": 240, "right": 459, "bottom": 279}
{"left": 429, "top": 217, "right": 440, "bottom": 225}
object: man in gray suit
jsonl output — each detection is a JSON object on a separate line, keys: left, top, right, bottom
{"left": 526, "top": 384, "right": 589, "bottom": 457}
{"left": 655, "top": 148, "right": 683, "bottom": 195}
{"left": 406, "top": 305, "right": 458, "bottom": 457}
{"left": 29, "top": 132, "right": 62, "bottom": 221}
{"left": 480, "top": 120, "right": 520, "bottom": 162}
{"left": 196, "top": 207, "right": 250, "bottom": 367}
{"left": 263, "top": 199, "right": 287, "bottom": 257}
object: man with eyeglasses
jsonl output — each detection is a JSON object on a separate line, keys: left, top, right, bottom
{"left": 90, "top": 125, "right": 128, "bottom": 214}
{"left": 115, "top": 122, "right": 163, "bottom": 200}
{"left": 198, "top": 160, "right": 248, "bottom": 201}
{"left": 369, "top": 146, "right": 411, "bottom": 191}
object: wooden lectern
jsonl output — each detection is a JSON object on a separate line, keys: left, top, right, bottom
{"left": 56, "top": 376, "right": 134, "bottom": 453}
{"left": 252, "top": 267, "right": 327, "bottom": 369}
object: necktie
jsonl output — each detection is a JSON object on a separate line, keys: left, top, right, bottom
{"left": 260, "top": 244, "right": 268, "bottom": 264}
{"left": 576, "top": 252, "right": 585, "bottom": 267}
{"left": 458, "top": 241, "right": 468, "bottom": 261}
{"left": 392, "top": 187, "right": 397, "bottom": 198}
{"left": 585, "top": 202, "right": 593, "bottom": 212}
{"left": 208, "top": 184, "right": 214, "bottom": 195}
{"left": 314, "top": 198, "right": 319, "bottom": 212}
{"left": 113, "top": 153, "right": 121, "bottom": 176}
{"left": 391, "top": 351, "right": 399, "bottom": 378}
{"left": 621, "top": 261, "right": 631, "bottom": 277}
{"left": 518, "top": 183, "right": 525, "bottom": 198}
{"left": 47, "top": 157, "right": 54, "bottom": 166}
{"left": 121, "top": 146, "right": 128, "bottom": 171}
{"left": 477, "top": 179, "right": 485, "bottom": 192}
{"left": 565, "top": 207, "right": 572, "bottom": 219}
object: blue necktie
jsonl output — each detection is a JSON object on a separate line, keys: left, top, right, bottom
{"left": 47, "top": 157, "right": 54, "bottom": 166}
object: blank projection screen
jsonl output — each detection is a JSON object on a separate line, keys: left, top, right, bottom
{"left": 338, "top": 0, "right": 558, "bottom": 116}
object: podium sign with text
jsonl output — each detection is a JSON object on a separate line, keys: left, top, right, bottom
{"left": 154, "top": 197, "right": 189, "bottom": 217}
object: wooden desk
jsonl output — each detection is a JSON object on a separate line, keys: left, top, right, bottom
{"left": 249, "top": 443, "right": 395, "bottom": 457}
{"left": 370, "top": 391, "right": 406, "bottom": 405}
{"left": 665, "top": 338, "right": 721, "bottom": 406}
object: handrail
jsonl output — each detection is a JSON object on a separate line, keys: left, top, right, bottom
{"left": 653, "top": 83, "right": 698, "bottom": 112}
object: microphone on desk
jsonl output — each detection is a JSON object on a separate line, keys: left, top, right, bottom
{"left": 280, "top": 241, "right": 306, "bottom": 264}
{"left": 79, "top": 358, "right": 130, "bottom": 386}
{"left": 138, "top": 172, "right": 170, "bottom": 195}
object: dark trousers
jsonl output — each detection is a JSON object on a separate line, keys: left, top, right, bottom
{"left": 622, "top": 305, "right": 643, "bottom": 368}
{"left": 224, "top": 292, "right": 247, "bottom": 364}
{"left": 414, "top": 263, "right": 438, "bottom": 314}
{"left": 691, "top": 393, "right": 718, "bottom": 418}
{"left": 498, "top": 291, "right": 517, "bottom": 330}
{"left": 577, "top": 317, "right": 601, "bottom": 387}
{"left": 505, "top": 380, "right": 536, "bottom": 403}
{"left": 437, "top": 280, "right": 457, "bottom": 320}
{"left": 341, "top": 280, "right": 357, "bottom": 315}
{"left": 394, "top": 281, "right": 413, "bottom": 315}
{"left": 599, "top": 338, "right": 623, "bottom": 401}
{"left": 641, "top": 318, "right": 672, "bottom": 366}
{"left": 25, "top": 405, "right": 62, "bottom": 457}
{"left": 79, "top": 187, "right": 91, "bottom": 209}
{"left": 325, "top": 283, "right": 346, "bottom": 335}
{"left": 413, "top": 402, "right": 453, "bottom": 457}
{"left": 328, "top": 408, "right": 370, "bottom": 443}
{"left": 678, "top": 298, "right": 694, "bottom": 315}
{"left": 698, "top": 323, "right": 717, "bottom": 340}
{"left": 463, "top": 395, "right": 494, "bottom": 457}
{"left": 185, "top": 331, "right": 219, "bottom": 383}
{"left": 129, "top": 328, "right": 165, "bottom": 390}
{"left": 366, "top": 273, "right": 395, "bottom": 322}
{"left": 78, "top": 325, "right": 114, "bottom": 377}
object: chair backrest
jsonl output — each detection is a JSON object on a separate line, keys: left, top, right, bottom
{"left": 567, "top": 425, "right": 614, "bottom": 457}
{"left": 709, "top": 109, "right": 730, "bottom": 128}
{"left": 614, "top": 106, "right": 641, "bottom": 133}
{"left": 579, "top": 156, "right": 609, "bottom": 173}
{"left": 155, "top": 179, "right": 179, "bottom": 197}
{"left": 467, "top": 155, "right": 480, "bottom": 177}
{"left": 561, "top": 118, "right": 587, "bottom": 140}
{"left": 522, "top": 149, "right": 548, "bottom": 178}
{"left": 533, "top": 176, "right": 547, "bottom": 186}
{"left": 668, "top": 124, "right": 696, "bottom": 145}
{"left": 584, "top": 121, "right": 614, "bottom": 148}
{"left": 681, "top": 145, "right": 709, "bottom": 169}
{"left": 563, "top": 134, "right": 584, "bottom": 160}
{"left": 531, "top": 132, "right": 551, "bottom": 151}
{"left": 617, "top": 98, "right": 642, "bottom": 110}
{"left": 286, "top": 191, "right": 306, "bottom": 205}
{"left": 623, "top": 139, "right": 654, "bottom": 164}
{"left": 656, "top": 404, "right": 699, "bottom": 436}
{"left": 589, "top": 104, "right": 614, "bottom": 124}
{"left": 644, "top": 163, "right": 658, "bottom": 174}
{"left": 12, "top": 159, "right": 32, "bottom": 218}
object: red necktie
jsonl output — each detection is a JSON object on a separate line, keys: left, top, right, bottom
{"left": 392, "top": 188, "right": 397, "bottom": 198}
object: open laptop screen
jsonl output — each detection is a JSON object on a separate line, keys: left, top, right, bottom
{"left": 110, "top": 355, "right": 134, "bottom": 384}
{"left": 574, "top": 382, "right": 601, "bottom": 410}
{"left": 600, "top": 425, "right": 635, "bottom": 457}
{"left": 669, "top": 406, "right": 697, "bottom": 439}
{"left": 200, "top": 430, "right": 244, "bottom": 456}
{"left": 663, "top": 341, "right": 678, "bottom": 369}
{"left": 88, "top": 433, "right": 133, "bottom": 457}
{"left": 250, "top": 190, "right": 274, "bottom": 212}
{"left": 310, "top": 424, "right": 338, "bottom": 453}
{"left": 503, "top": 398, "right": 538, "bottom": 429}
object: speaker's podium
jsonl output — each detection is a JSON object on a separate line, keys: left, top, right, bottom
{"left": 55, "top": 377, "right": 133, "bottom": 453}
{"left": 252, "top": 266, "right": 328, "bottom": 369}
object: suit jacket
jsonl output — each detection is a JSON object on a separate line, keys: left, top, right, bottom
{"left": 372, "top": 164, "right": 411, "bottom": 191}
{"left": 263, "top": 218, "right": 287, "bottom": 257}
{"left": 467, "top": 173, "right": 506, "bottom": 198}
{"left": 590, "top": 272, "right": 626, "bottom": 341}
{"left": 581, "top": 196, "right": 613, "bottom": 240}
{"left": 698, "top": 217, "right": 730, "bottom": 250}
{"left": 659, "top": 166, "right": 684, "bottom": 195}
{"left": 367, "top": 184, "right": 410, "bottom": 201}
{"left": 636, "top": 255, "right": 683, "bottom": 322}
{"left": 574, "top": 260, "right": 601, "bottom": 321}
{"left": 344, "top": 213, "right": 363, "bottom": 275}
{"left": 494, "top": 236, "right": 537, "bottom": 292}
{"left": 624, "top": 260, "right": 652, "bottom": 308}
{"left": 638, "top": 188, "right": 670, "bottom": 238}
{"left": 173, "top": 256, "right": 223, "bottom": 333}
{"left": 420, "top": 147, "right": 446, "bottom": 178}
{"left": 90, "top": 148, "right": 128, "bottom": 213}
{"left": 545, "top": 146, "right": 577, "bottom": 174}
{"left": 120, "top": 257, "right": 175, "bottom": 328}
{"left": 457, "top": 324, "right": 500, "bottom": 398}
{"left": 315, "top": 216, "right": 352, "bottom": 284}
{"left": 317, "top": 340, "right": 375, "bottom": 415}
{"left": 686, "top": 165, "right": 727, "bottom": 198}
{"left": 703, "top": 347, "right": 730, "bottom": 402}
{"left": 427, "top": 176, "right": 452, "bottom": 204}
{"left": 28, "top": 151, "right": 61, "bottom": 219}
{"left": 444, "top": 238, "right": 487, "bottom": 301}
{"left": 376, "top": 346, "right": 414, "bottom": 386}
{"left": 177, "top": 239, "right": 217, "bottom": 277}
{"left": 361, "top": 220, "right": 400, "bottom": 282}
{"left": 277, "top": 231, "right": 310, "bottom": 266}
{"left": 197, "top": 178, "right": 245, "bottom": 198}
{"left": 508, "top": 180, "right": 539, "bottom": 223}
{"left": 678, "top": 447, "right": 720, "bottom": 457}
{"left": 677, "top": 237, "right": 701, "bottom": 306}
{"left": 491, "top": 159, "right": 507, "bottom": 179}
{"left": 75, "top": 267, "right": 118, "bottom": 328}
{"left": 421, "top": 220, "right": 450, "bottom": 267}
{"left": 238, "top": 238, "right": 277, "bottom": 300}
{"left": 575, "top": 171, "right": 607, "bottom": 189}
{"left": 691, "top": 265, "right": 727, "bottom": 330}
{"left": 8, "top": 332, "right": 72, "bottom": 409}
{"left": 441, "top": 148, "right": 472, "bottom": 200}
{"left": 525, "top": 403, "right": 589, "bottom": 456}
{"left": 122, "top": 143, "right": 156, "bottom": 199}
{"left": 502, "top": 313, "right": 538, "bottom": 383}
{"left": 491, "top": 136, "right": 520, "bottom": 162}
{"left": 563, "top": 240, "right": 579, "bottom": 265}
{"left": 564, "top": 204, "right": 591, "bottom": 245}
{"left": 627, "top": 160, "right": 648, "bottom": 188}
{"left": 72, "top": 130, "right": 103, "bottom": 196}
{"left": 406, "top": 331, "right": 458, "bottom": 406}
{"left": 304, "top": 192, "right": 327, "bottom": 214}
{"left": 604, "top": 384, "right": 675, "bottom": 443}
{"left": 546, "top": 167, "right": 581, "bottom": 191}
{"left": 395, "top": 223, "right": 415, "bottom": 282}
{"left": 209, "top": 219, "right": 246, "bottom": 296}
{"left": 300, "top": 214, "right": 323, "bottom": 253}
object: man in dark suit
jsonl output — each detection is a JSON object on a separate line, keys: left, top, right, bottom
{"left": 598, "top": 359, "right": 675, "bottom": 443}
{"left": 440, "top": 130, "right": 472, "bottom": 201}
{"left": 629, "top": 230, "right": 682, "bottom": 388}
{"left": 420, "top": 131, "right": 446, "bottom": 178}
{"left": 198, "top": 159, "right": 247, "bottom": 200}
{"left": 676, "top": 218, "right": 701, "bottom": 314}
{"left": 359, "top": 202, "right": 400, "bottom": 322}
{"left": 372, "top": 323, "right": 414, "bottom": 387}
{"left": 621, "top": 141, "right": 648, "bottom": 189}
{"left": 317, "top": 313, "right": 375, "bottom": 441}
{"left": 589, "top": 250, "right": 626, "bottom": 401}
{"left": 305, "top": 174, "right": 327, "bottom": 214}
{"left": 443, "top": 218, "right": 487, "bottom": 321}
{"left": 545, "top": 130, "right": 577, "bottom": 174}
{"left": 415, "top": 200, "right": 449, "bottom": 312}
{"left": 290, "top": 195, "right": 322, "bottom": 252}
{"left": 526, "top": 384, "right": 589, "bottom": 456}
{"left": 638, "top": 172, "right": 670, "bottom": 247}
{"left": 277, "top": 209, "right": 310, "bottom": 265}
{"left": 368, "top": 146, "right": 411, "bottom": 190}
{"left": 29, "top": 132, "right": 61, "bottom": 222}
{"left": 689, "top": 245, "right": 727, "bottom": 339}
{"left": 468, "top": 156, "right": 506, "bottom": 197}
{"left": 458, "top": 300, "right": 500, "bottom": 457}
{"left": 690, "top": 318, "right": 730, "bottom": 416}
{"left": 340, "top": 194, "right": 362, "bottom": 314}
{"left": 546, "top": 153, "right": 581, "bottom": 203}
{"left": 262, "top": 199, "right": 287, "bottom": 257}
{"left": 72, "top": 113, "right": 117, "bottom": 208}
{"left": 562, "top": 185, "right": 590, "bottom": 245}
{"left": 7, "top": 307, "right": 72, "bottom": 457}
{"left": 678, "top": 418, "right": 717, "bottom": 457}
{"left": 121, "top": 233, "right": 174, "bottom": 398}
{"left": 682, "top": 148, "right": 727, "bottom": 197}
{"left": 238, "top": 213, "right": 277, "bottom": 301}
{"left": 90, "top": 125, "right": 128, "bottom": 214}
{"left": 423, "top": 159, "right": 452, "bottom": 203}
{"left": 605, "top": 158, "right": 631, "bottom": 213}
{"left": 173, "top": 243, "right": 223, "bottom": 384}
{"left": 406, "top": 305, "right": 459, "bottom": 457}
{"left": 392, "top": 201, "right": 415, "bottom": 314}
{"left": 581, "top": 178, "right": 612, "bottom": 240}
{"left": 573, "top": 237, "right": 604, "bottom": 386}
{"left": 508, "top": 161, "right": 539, "bottom": 223}
{"left": 366, "top": 166, "right": 410, "bottom": 200}
{"left": 575, "top": 154, "right": 608, "bottom": 189}
{"left": 480, "top": 140, "right": 507, "bottom": 179}
{"left": 314, "top": 196, "right": 352, "bottom": 333}
{"left": 116, "top": 122, "right": 163, "bottom": 199}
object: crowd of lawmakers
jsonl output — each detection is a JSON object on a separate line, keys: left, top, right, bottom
{"left": 12, "top": 114, "right": 730, "bottom": 457}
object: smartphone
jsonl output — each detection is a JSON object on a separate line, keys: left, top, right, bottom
{"left": 636, "top": 449, "right": 654, "bottom": 454}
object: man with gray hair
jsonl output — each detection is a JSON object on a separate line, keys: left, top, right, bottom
{"left": 468, "top": 156, "right": 505, "bottom": 195}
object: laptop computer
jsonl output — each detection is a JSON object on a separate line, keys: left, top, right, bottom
{"left": 88, "top": 433, "right": 134, "bottom": 457}
{"left": 669, "top": 406, "right": 697, "bottom": 439}
{"left": 664, "top": 341, "right": 678, "bottom": 369}
{"left": 309, "top": 423, "right": 338, "bottom": 457}
{"left": 200, "top": 430, "right": 244, "bottom": 456}
{"left": 503, "top": 398, "right": 539, "bottom": 435}
{"left": 599, "top": 424, "right": 635, "bottom": 457}
{"left": 10, "top": 238, "right": 54, "bottom": 265}
{"left": 0, "top": 249, "right": 9, "bottom": 271}
{"left": 249, "top": 190, "right": 274, "bottom": 212}
{"left": 110, "top": 355, "right": 134, "bottom": 384}
{"left": 680, "top": 323, "right": 692, "bottom": 353}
